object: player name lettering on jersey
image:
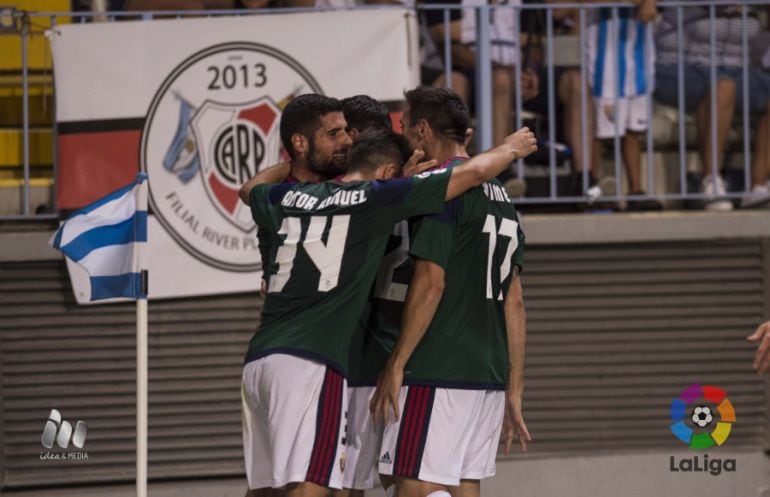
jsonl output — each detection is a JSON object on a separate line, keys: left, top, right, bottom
{"left": 280, "top": 189, "right": 369, "bottom": 211}
{"left": 482, "top": 182, "right": 513, "bottom": 204}
{"left": 316, "top": 189, "right": 368, "bottom": 210}
{"left": 281, "top": 191, "right": 320, "bottom": 210}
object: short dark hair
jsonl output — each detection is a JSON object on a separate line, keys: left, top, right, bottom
{"left": 346, "top": 130, "right": 411, "bottom": 175}
{"left": 404, "top": 86, "right": 469, "bottom": 144}
{"left": 341, "top": 95, "right": 392, "bottom": 133}
{"left": 280, "top": 94, "right": 344, "bottom": 159}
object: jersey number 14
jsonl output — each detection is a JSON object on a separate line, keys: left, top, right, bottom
{"left": 269, "top": 215, "right": 351, "bottom": 293}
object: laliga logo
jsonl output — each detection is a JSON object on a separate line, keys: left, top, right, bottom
{"left": 670, "top": 383, "right": 735, "bottom": 449}
{"left": 668, "top": 384, "right": 737, "bottom": 476}
{"left": 141, "top": 42, "right": 322, "bottom": 271}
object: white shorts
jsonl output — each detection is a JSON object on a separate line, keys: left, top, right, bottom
{"left": 242, "top": 354, "right": 348, "bottom": 490}
{"left": 378, "top": 386, "right": 504, "bottom": 486}
{"left": 595, "top": 95, "right": 650, "bottom": 138}
{"left": 342, "top": 386, "right": 383, "bottom": 489}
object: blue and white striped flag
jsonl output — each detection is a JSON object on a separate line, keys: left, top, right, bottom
{"left": 51, "top": 172, "right": 148, "bottom": 301}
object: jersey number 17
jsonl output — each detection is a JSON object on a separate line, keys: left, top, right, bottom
{"left": 483, "top": 215, "right": 519, "bottom": 300}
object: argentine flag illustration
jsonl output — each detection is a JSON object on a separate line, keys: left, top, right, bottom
{"left": 50, "top": 172, "right": 148, "bottom": 301}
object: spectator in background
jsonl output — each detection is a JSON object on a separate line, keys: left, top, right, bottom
{"left": 422, "top": 0, "right": 534, "bottom": 148}
{"left": 518, "top": 2, "right": 604, "bottom": 201}
{"left": 655, "top": 5, "right": 770, "bottom": 210}
{"left": 418, "top": 11, "right": 475, "bottom": 108}
{"left": 587, "top": 0, "right": 663, "bottom": 210}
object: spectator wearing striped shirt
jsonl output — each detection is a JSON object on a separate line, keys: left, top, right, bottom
{"left": 655, "top": 5, "right": 770, "bottom": 210}
{"left": 586, "top": 0, "right": 663, "bottom": 210}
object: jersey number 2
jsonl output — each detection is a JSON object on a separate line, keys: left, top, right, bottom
{"left": 269, "top": 215, "right": 351, "bottom": 293}
{"left": 482, "top": 215, "right": 519, "bottom": 300}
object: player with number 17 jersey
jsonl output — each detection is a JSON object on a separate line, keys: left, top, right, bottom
{"left": 378, "top": 173, "right": 525, "bottom": 485}
{"left": 405, "top": 178, "right": 524, "bottom": 387}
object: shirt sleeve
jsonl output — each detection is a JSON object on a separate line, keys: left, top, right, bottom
{"left": 408, "top": 197, "right": 462, "bottom": 271}
{"left": 249, "top": 183, "right": 291, "bottom": 231}
{"left": 371, "top": 170, "right": 451, "bottom": 225}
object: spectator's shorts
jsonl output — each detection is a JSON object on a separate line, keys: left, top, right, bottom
{"left": 595, "top": 95, "right": 651, "bottom": 138}
{"left": 655, "top": 64, "right": 770, "bottom": 115}
{"left": 378, "top": 386, "right": 504, "bottom": 486}
{"left": 342, "top": 386, "right": 383, "bottom": 489}
{"left": 242, "top": 354, "right": 348, "bottom": 490}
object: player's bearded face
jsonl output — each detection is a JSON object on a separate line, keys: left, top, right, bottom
{"left": 307, "top": 112, "right": 352, "bottom": 177}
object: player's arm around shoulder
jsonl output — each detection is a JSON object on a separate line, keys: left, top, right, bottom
{"left": 445, "top": 127, "right": 537, "bottom": 201}
{"left": 370, "top": 259, "right": 446, "bottom": 424}
{"left": 238, "top": 161, "right": 292, "bottom": 205}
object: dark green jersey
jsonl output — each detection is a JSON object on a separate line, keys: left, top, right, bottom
{"left": 257, "top": 175, "right": 302, "bottom": 280}
{"left": 349, "top": 220, "right": 413, "bottom": 385}
{"left": 405, "top": 177, "right": 525, "bottom": 389}
{"left": 245, "top": 171, "right": 451, "bottom": 375}
{"left": 351, "top": 158, "right": 467, "bottom": 386}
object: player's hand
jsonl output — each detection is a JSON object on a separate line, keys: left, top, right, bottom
{"left": 504, "top": 127, "right": 538, "bottom": 160}
{"left": 402, "top": 149, "right": 438, "bottom": 177}
{"left": 370, "top": 366, "right": 403, "bottom": 424}
{"left": 260, "top": 279, "right": 267, "bottom": 299}
{"left": 520, "top": 68, "right": 540, "bottom": 102}
{"left": 747, "top": 321, "right": 770, "bottom": 373}
{"left": 502, "top": 390, "right": 531, "bottom": 455}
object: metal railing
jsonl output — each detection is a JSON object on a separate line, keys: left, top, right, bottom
{"left": 3, "top": 0, "right": 768, "bottom": 219}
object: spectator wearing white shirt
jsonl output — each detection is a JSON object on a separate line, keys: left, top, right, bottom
{"left": 655, "top": 5, "right": 770, "bottom": 210}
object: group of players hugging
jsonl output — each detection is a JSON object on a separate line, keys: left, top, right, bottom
{"left": 237, "top": 86, "right": 538, "bottom": 497}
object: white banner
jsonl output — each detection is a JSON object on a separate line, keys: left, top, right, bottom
{"left": 50, "top": 10, "right": 419, "bottom": 302}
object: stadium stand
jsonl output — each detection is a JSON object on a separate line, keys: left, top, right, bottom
{"left": 0, "top": 0, "right": 69, "bottom": 215}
